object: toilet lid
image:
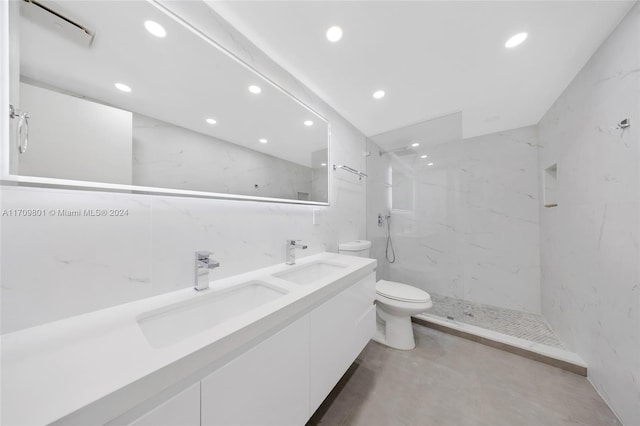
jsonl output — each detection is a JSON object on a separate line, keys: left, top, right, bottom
{"left": 376, "top": 280, "right": 431, "bottom": 303}
{"left": 338, "top": 240, "right": 372, "bottom": 251}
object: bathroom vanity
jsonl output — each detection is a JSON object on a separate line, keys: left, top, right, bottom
{"left": 1, "top": 253, "right": 376, "bottom": 425}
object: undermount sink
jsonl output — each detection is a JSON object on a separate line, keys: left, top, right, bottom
{"left": 137, "top": 281, "right": 288, "bottom": 348}
{"left": 273, "top": 261, "right": 347, "bottom": 285}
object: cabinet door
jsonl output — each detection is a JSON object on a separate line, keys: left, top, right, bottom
{"left": 129, "top": 382, "right": 200, "bottom": 426}
{"left": 308, "top": 272, "right": 376, "bottom": 413}
{"left": 201, "top": 316, "right": 309, "bottom": 426}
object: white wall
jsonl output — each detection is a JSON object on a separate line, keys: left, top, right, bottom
{"left": 367, "top": 126, "right": 541, "bottom": 313}
{"left": 19, "top": 82, "right": 133, "bottom": 184}
{"left": 132, "top": 114, "right": 315, "bottom": 200}
{"left": 538, "top": 3, "right": 640, "bottom": 424}
{"left": 365, "top": 141, "right": 392, "bottom": 282}
{"left": 310, "top": 148, "right": 329, "bottom": 202}
{"left": 0, "top": 1, "right": 367, "bottom": 334}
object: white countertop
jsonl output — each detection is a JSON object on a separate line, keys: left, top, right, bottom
{"left": 1, "top": 252, "right": 376, "bottom": 425}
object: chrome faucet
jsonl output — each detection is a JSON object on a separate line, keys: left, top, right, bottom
{"left": 286, "top": 240, "right": 308, "bottom": 265}
{"left": 194, "top": 251, "right": 220, "bottom": 291}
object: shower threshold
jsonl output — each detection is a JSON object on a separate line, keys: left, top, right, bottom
{"left": 412, "top": 294, "right": 587, "bottom": 376}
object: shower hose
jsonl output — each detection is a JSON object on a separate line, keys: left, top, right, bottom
{"left": 385, "top": 214, "right": 396, "bottom": 263}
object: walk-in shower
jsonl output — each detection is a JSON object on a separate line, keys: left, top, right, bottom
{"left": 365, "top": 112, "right": 565, "bottom": 348}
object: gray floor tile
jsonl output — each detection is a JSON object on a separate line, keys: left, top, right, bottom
{"left": 308, "top": 326, "right": 619, "bottom": 426}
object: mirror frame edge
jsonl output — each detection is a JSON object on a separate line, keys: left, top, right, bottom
{"left": 1, "top": 0, "right": 10, "bottom": 178}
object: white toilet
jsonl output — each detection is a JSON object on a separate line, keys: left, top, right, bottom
{"left": 338, "top": 240, "right": 433, "bottom": 350}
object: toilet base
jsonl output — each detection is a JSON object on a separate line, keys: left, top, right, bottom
{"left": 374, "top": 309, "right": 416, "bottom": 350}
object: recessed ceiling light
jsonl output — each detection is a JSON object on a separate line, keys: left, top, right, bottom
{"left": 326, "top": 26, "right": 343, "bottom": 42}
{"left": 304, "top": 120, "right": 314, "bottom": 127}
{"left": 321, "top": 163, "right": 327, "bottom": 166}
{"left": 420, "top": 155, "right": 428, "bottom": 159}
{"left": 373, "top": 90, "right": 385, "bottom": 99}
{"left": 115, "top": 83, "right": 131, "bottom": 92}
{"left": 412, "top": 143, "right": 420, "bottom": 147}
{"left": 427, "top": 162, "right": 434, "bottom": 166}
{"left": 144, "top": 21, "right": 166, "bottom": 38}
{"left": 259, "top": 138, "right": 268, "bottom": 144}
{"left": 248, "top": 85, "right": 262, "bottom": 94}
{"left": 505, "top": 32, "right": 528, "bottom": 48}
{"left": 206, "top": 118, "right": 217, "bottom": 125}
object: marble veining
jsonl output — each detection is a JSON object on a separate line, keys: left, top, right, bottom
{"left": 133, "top": 115, "right": 317, "bottom": 201}
{"left": 366, "top": 126, "right": 541, "bottom": 313}
{"left": 0, "top": 0, "right": 367, "bottom": 334}
{"left": 537, "top": 3, "right": 640, "bottom": 424}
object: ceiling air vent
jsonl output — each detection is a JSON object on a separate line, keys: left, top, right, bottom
{"left": 21, "top": 0, "right": 95, "bottom": 47}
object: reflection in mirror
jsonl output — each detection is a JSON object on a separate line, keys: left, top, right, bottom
{"left": 9, "top": 0, "right": 329, "bottom": 203}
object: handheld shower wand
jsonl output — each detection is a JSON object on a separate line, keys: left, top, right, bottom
{"left": 385, "top": 212, "right": 396, "bottom": 263}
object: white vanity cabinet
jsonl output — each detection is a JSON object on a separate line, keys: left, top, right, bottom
{"left": 200, "top": 271, "right": 375, "bottom": 425}
{"left": 2, "top": 255, "right": 376, "bottom": 426}
{"left": 200, "top": 317, "right": 310, "bottom": 426}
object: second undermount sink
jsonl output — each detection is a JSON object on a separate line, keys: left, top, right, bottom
{"left": 273, "top": 261, "right": 348, "bottom": 285}
{"left": 137, "top": 281, "right": 288, "bottom": 348}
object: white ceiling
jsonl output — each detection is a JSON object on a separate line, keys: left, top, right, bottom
{"left": 209, "top": 1, "right": 635, "bottom": 141}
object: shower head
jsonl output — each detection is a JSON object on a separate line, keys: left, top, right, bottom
{"left": 379, "top": 146, "right": 418, "bottom": 156}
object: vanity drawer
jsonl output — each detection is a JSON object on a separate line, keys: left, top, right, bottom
{"left": 200, "top": 317, "right": 310, "bottom": 426}
{"left": 127, "top": 383, "right": 200, "bottom": 426}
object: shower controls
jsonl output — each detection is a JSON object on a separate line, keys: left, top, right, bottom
{"left": 378, "top": 213, "right": 384, "bottom": 227}
{"left": 617, "top": 118, "right": 630, "bottom": 129}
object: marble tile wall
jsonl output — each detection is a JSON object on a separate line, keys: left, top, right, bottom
{"left": 366, "top": 126, "right": 541, "bottom": 313}
{"left": 0, "top": 1, "right": 367, "bottom": 333}
{"left": 133, "top": 114, "right": 315, "bottom": 201}
{"left": 365, "top": 141, "right": 392, "bottom": 283}
{"left": 537, "top": 4, "right": 640, "bottom": 424}
{"left": 311, "top": 149, "right": 329, "bottom": 202}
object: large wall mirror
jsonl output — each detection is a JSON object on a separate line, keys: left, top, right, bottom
{"left": 6, "top": 0, "right": 329, "bottom": 204}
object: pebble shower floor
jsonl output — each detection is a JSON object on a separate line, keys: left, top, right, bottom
{"left": 425, "top": 293, "right": 566, "bottom": 349}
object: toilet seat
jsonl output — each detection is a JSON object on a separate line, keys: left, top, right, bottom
{"left": 376, "top": 280, "right": 431, "bottom": 303}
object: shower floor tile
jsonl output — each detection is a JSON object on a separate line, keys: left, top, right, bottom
{"left": 427, "top": 293, "right": 566, "bottom": 349}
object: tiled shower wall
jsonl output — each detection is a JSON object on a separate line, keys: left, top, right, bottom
{"left": 0, "top": 1, "right": 368, "bottom": 333}
{"left": 537, "top": 3, "right": 640, "bottom": 424}
{"left": 366, "top": 126, "right": 541, "bottom": 313}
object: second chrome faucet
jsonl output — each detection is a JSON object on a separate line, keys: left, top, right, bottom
{"left": 286, "top": 239, "right": 307, "bottom": 265}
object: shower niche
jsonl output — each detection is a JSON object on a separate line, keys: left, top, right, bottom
{"left": 543, "top": 163, "right": 558, "bottom": 208}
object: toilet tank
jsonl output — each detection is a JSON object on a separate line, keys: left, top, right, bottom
{"left": 338, "top": 240, "right": 372, "bottom": 258}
